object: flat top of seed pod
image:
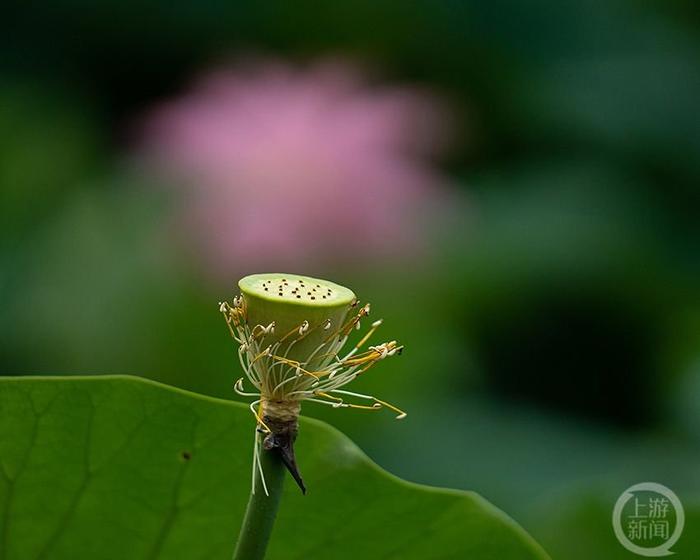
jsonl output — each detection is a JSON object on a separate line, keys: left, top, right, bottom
{"left": 239, "top": 273, "right": 356, "bottom": 307}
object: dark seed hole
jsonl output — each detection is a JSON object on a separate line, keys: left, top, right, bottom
{"left": 181, "top": 451, "right": 192, "bottom": 461}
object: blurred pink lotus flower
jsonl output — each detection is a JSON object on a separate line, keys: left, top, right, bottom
{"left": 138, "top": 59, "right": 452, "bottom": 279}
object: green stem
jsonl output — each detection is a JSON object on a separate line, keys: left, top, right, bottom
{"left": 232, "top": 449, "right": 285, "bottom": 560}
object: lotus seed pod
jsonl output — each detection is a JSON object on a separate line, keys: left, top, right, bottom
{"left": 238, "top": 273, "right": 356, "bottom": 368}
{"left": 223, "top": 273, "right": 405, "bottom": 494}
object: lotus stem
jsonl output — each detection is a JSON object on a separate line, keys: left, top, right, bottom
{"left": 232, "top": 447, "right": 285, "bottom": 560}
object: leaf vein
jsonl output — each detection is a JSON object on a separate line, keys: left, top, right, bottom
{"left": 0, "top": 389, "right": 42, "bottom": 560}
{"left": 145, "top": 415, "right": 199, "bottom": 560}
{"left": 35, "top": 395, "right": 96, "bottom": 560}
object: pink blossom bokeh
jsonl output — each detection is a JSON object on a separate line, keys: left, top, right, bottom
{"left": 138, "top": 58, "right": 452, "bottom": 280}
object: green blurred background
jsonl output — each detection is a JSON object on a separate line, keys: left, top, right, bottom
{"left": 2, "top": 1, "right": 699, "bottom": 558}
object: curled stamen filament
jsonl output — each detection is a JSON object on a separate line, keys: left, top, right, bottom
{"left": 249, "top": 400, "right": 272, "bottom": 434}
{"left": 331, "top": 389, "right": 407, "bottom": 419}
{"left": 234, "top": 378, "right": 261, "bottom": 397}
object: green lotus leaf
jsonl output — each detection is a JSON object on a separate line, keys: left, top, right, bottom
{"left": 0, "top": 376, "right": 549, "bottom": 559}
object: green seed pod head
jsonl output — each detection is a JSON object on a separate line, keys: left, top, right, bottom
{"left": 238, "top": 273, "right": 356, "bottom": 364}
